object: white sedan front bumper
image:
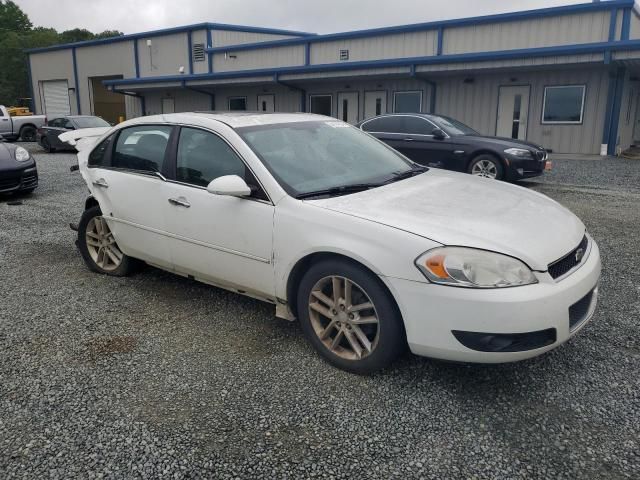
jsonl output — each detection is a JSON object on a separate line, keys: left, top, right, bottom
{"left": 385, "top": 239, "right": 601, "bottom": 363}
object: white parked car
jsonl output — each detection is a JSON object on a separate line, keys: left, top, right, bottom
{"left": 63, "top": 113, "right": 601, "bottom": 374}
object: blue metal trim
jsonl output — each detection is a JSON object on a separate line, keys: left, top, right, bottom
{"left": 24, "top": 22, "right": 315, "bottom": 54}
{"left": 188, "top": 30, "right": 193, "bottom": 74}
{"left": 304, "top": 42, "right": 311, "bottom": 66}
{"left": 103, "top": 39, "right": 640, "bottom": 87}
{"left": 207, "top": 29, "right": 213, "bottom": 73}
{"left": 203, "top": 0, "right": 635, "bottom": 54}
{"left": 605, "top": 8, "right": 618, "bottom": 63}
{"left": 621, "top": 8, "right": 631, "bottom": 40}
{"left": 25, "top": 55, "right": 35, "bottom": 113}
{"left": 437, "top": 27, "right": 443, "bottom": 56}
{"left": 72, "top": 47, "right": 81, "bottom": 114}
{"left": 134, "top": 40, "right": 140, "bottom": 78}
{"left": 607, "top": 67, "right": 626, "bottom": 155}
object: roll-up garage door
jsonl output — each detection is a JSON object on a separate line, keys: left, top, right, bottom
{"left": 42, "top": 80, "right": 71, "bottom": 118}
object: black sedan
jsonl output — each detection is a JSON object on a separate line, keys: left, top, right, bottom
{"left": 36, "top": 115, "right": 110, "bottom": 153}
{"left": 357, "top": 113, "right": 548, "bottom": 181}
{"left": 0, "top": 141, "right": 38, "bottom": 195}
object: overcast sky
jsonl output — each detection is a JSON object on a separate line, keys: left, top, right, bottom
{"left": 15, "top": 0, "right": 586, "bottom": 35}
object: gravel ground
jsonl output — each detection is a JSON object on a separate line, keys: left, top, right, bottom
{"left": 1, "top": 144, "right": 639, "bottom": 479}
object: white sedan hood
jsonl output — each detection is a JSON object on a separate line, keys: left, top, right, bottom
{"left": 309, "top": 169, "right": 585, "bottom": 271}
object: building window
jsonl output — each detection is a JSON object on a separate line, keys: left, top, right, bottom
{"left": 310, "top": 94, "right": 332, "bottom": 116}
{"left": 542, "top": 85, "right": 585, "bottom": 124}
{"left": 228, "top": 97, "right": 247, "bottom": 111}
{"left": 393, "top": 91, "right": 422, "bottom": 113}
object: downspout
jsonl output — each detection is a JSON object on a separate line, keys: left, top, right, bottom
{"left": 274, "top": 73, "right": 307, "bottom": 112}
{"left": 111, "top": 88, "right": 146, "bottom": 118}
{"left": 183, "top": 82, "right": 216, "bottom": 110}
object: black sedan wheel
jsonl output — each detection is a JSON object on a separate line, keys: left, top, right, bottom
{"left": 468, "top": 154, "right": 504, "bottom": 180}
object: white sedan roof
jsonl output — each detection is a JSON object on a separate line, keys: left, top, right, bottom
{"left": 132, "top": 112, "right": 331, "bottom": 129}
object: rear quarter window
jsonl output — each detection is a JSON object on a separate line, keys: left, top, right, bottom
{"left": 88, "top": 134, "right": 115, "bottom": 168}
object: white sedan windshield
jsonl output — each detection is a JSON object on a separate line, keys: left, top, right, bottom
{"left": 238, "top": 121, "right": 415, "bottom": 196}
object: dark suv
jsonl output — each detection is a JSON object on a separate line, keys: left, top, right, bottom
{"left": 357, "top": 114, "right": 548, "bottom": 181}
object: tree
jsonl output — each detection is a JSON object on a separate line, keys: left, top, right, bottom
{"left": 0, "top": 0, "right": 31, "bottom": 32}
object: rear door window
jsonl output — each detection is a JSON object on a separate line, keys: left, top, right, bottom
{"left": 112, "top": 125, "right": 172, "bottom": 174}
{"left": 361, "top": 116, "right": 404, "bottom": 133}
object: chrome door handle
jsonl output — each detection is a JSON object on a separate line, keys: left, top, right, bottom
{"left": 92, "top": 179, "right": 109, "bottom": 188}
{"left": 403, "top": 137, "right": 415, "bottom": 141}
{"left": 168, "top": 197, "right": 191, "bottom": 208}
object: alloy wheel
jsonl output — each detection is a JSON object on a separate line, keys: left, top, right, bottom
{"left": 471, "top": 159, "right": 498, "bottom": 179}
{"left": 85, "top": 216, "right": 123, "bottom": 272}
{"left": 308, "top": 276, "right": 380, "bottom": 360}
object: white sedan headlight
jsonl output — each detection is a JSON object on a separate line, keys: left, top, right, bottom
{"left": 415, "top": 247, "right": 538, "bottom": 288}
{"left": 14, "top": 146, "right": 30, "bottom": 162}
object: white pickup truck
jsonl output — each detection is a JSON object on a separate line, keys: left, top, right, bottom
{"left": 0, "top": 105, "right": 46, "bottom": 142}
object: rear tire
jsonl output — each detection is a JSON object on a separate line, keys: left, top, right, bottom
{"left": 19, "top": 126, "right": 37, "bottom": 142}
{"left": 297, "top": 259, "right": 406, "bottom": 374}
{"left": 77, "top": 206, "right": 137, "bottom": 276}
{"left": 467, "top": 154, "right": 504, "bottom": 180}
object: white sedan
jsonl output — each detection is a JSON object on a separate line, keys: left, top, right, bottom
{"left": 64, "top": 113, "right": 601, "bottom": 374}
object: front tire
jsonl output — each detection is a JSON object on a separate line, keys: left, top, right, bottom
{"left": 77, "top": 206, "right": 136, "bottom": 276}
{"left": 297, "top": 259, "right": 406, "bottom": 374}
{"left": 468, "top": 154, "right": 504, "bottom": 180}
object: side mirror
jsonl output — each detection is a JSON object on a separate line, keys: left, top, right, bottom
{"left": 206, "top": 175, "right": 251, "bottom": 197}
{"left": 432, "top": 128, "right": 446, "bottom": 140}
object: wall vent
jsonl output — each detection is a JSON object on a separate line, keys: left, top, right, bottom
{"left": 192, "top": 43, "right": 205, "bottom": 62}
{"left": 339, "top": 49, "right": 349, "bottom": 61}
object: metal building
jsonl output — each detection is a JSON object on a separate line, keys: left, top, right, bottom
{"left": 26, "top": 0, "right": 640, "bottom": 155}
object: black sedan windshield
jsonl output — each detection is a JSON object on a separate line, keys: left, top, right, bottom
{"left": 430, "top": 115, "right": 478, "bottom": 136}
{"left": 238, "top": 121, "right": 416, "bottom": 197}
{"left": 73, "top": 117, "right": 110, "bottom": 129}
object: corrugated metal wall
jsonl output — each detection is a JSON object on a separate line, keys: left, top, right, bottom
{"left": 76, "top": 41, "right": 136, "bottom": 115}
{"left": 212, "top": 30, "right": 299, "bottom": 47}
{"left": 310, "top": 31, "right": 438, "bottom": 65}
{"left": 443, "top": 11, "right": 610, "bottom": 55}
{"left": 136, "top": 33, "right": 189, "bottom": 77}
{"left": 213, "top": 45, "right": 305, "bottom": 72}
{"left": 435, "top": 67, "right": 610, "bottom": 154}
{"left": 29, "top": 50, "right": 76, "bottom": 115}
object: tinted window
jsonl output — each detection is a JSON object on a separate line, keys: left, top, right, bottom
{"left": 112, "top": 126, "right": 172, "bottom": 173}
{"left": 176, "top": 127, "right": 246, "bottom": 186}
{"left": 228, "top": 97, "right": 247, "bottom": 111}
{"left": 48, "top": 118, "right": 63, "bottom": 127}
{"left": 361, "top": 116, "right": 403, "bottom": 133}
{"left": 403, "top": 117, "right": 434, "bottom": 135}
{"left": 74, "top": 117, "right": 110, "bottom": 128}
{"left": 61, "top": 118, "right": 74, "bottom": 129}
{"left": 88, "top": 134, "right": 115, "bottom": 168}
{"left": 310, "top": 95, "right": 332, "bottom": 116}
{"left": 394, "top": 91, "right": 422, "bottom": 113}
{"left": 542, "top": 85, "right": 585, "bottom": 123}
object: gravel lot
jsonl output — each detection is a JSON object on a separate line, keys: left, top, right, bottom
{"left": 1, "top": 144, "right": 639, "bottom": 479}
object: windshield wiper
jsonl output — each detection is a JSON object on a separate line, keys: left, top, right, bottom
{"left": 384, "top": 165, "right": 428, "bottom": 184}
{"left": 296, "top": 183, "right": 381, "bottom": 200}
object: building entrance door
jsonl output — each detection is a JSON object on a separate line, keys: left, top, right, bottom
{"left": 496, "top": 85, "right": 530, "bottom": 140}
{"left": 337, "top": 92, "right": 359, "bottom": 124}
{"left": 257, "top": 94, "right": 275, "bottom": 112}
{"left": 364, "top": 91, "right": 387, "bottom": 119}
